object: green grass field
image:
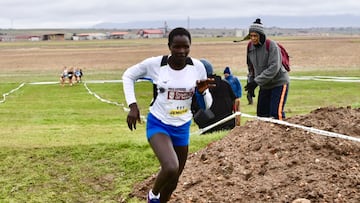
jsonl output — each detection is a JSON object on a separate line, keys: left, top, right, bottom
{"left": 0, "top": 38, "right": 359, "bottom": 202}
{"left": 1, "top": 77, "right": 359, "bottom": 202}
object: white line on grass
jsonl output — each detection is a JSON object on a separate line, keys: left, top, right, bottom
{"left": 83, "top": 82, "right": 147, "bottom": 122}
{"left": 0, "top": 83, "right": 25, "bottom": 104}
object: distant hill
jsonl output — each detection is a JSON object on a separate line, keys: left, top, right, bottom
{"left": 2, "top": 15, "right": 359, "bottom": 39}
{"left": 93, "top": 15, "right": 360, "bottom": 29}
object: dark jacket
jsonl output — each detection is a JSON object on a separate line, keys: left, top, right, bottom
{"left": 191, "top": 75, "right": 236, "bottom": 133}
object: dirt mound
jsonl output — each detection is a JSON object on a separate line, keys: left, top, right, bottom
{"left": 131, "top": 106, "right": 360, "bottom": 202}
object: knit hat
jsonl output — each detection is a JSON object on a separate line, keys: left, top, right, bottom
{"left": 200, "top": 59, "right": 213, "bottom": 76}
{"left": 249, "top": 18, "right": 264, "bottom": 35}
{"left": 223, "top": 66, "right": 231, "bottom": 74}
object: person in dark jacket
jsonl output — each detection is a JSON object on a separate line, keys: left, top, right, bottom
{"left": 245, "top": 18, "right": 290, "bottom": 120}
{"left": 192, "top": 59, "right": 236, "bottom": 134}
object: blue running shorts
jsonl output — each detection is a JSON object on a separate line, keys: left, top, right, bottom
{"left": 146, "top": 113, "right": 191, "bottom": 147}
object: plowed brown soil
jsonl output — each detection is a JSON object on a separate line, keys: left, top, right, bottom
{"left": 1, "top": 37, "right": 360, "bottom": 74}
{"left": 131, "top": 106, "right": 360, "bottom": 203}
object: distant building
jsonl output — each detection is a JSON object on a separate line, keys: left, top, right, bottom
{"left": 7, "top": 35, "right": 41, "bottom": 41}
{"left": 43, "top": 33, "right": 65, "bottom": 41}
{"left": 73, "top": 33, "right": 107, "bottom": 40}
{"left": 109, "top": 31, "right": 129, "bottom": 39}
{"left": 0, "top": 33, "right": 12, "bottom": 42}
{"left": 137, "top": 29, "right": 164, "bottom": 38}
{"left": 29, "top": 36, "right": 41, "bottom": 41}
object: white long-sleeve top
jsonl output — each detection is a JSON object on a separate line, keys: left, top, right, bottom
{"left": 122, "top": 55, "right": 212, "bottom": 126}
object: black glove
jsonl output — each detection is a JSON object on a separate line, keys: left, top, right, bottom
{"left": 245, "top": 81, "right": 257, "bottom": 98}
{"left": 248, "top": 88, "right": 255, "bottom": 98}
{"left": 245, "top": 81, "right": 257, "bottom": 92}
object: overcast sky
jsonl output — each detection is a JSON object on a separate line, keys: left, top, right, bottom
{"left": 1, "top": 0, "right": 359, "bottom": 29}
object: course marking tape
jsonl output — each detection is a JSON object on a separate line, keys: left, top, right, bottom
{"left": 83, "top": 82, "right": 125, "bottom": 107}
{"left": 195, "top": 112, "right": 360, "bottom": 143}
{"left": 195, "top": 112, "right": 238, "bottom": 135}
{"left": 3, "top": 78, "right": 359, "bottom": 137}
{"left": 28, "top": 81, "right": 59, "bottom": 85}
{"left": 0, "top": 83, "right": 25, "bottom": 104}
{"left": 20, "top": 75, "right": 360, "bottom": 86}
{"left": 83, "top": 82, "right": 147, "bottom": 122}
{"left": 26, "top": 79, "right": 154, "bottom": 85}
{"left": 290, "top": 76, "right": 360, "bottom": 83}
